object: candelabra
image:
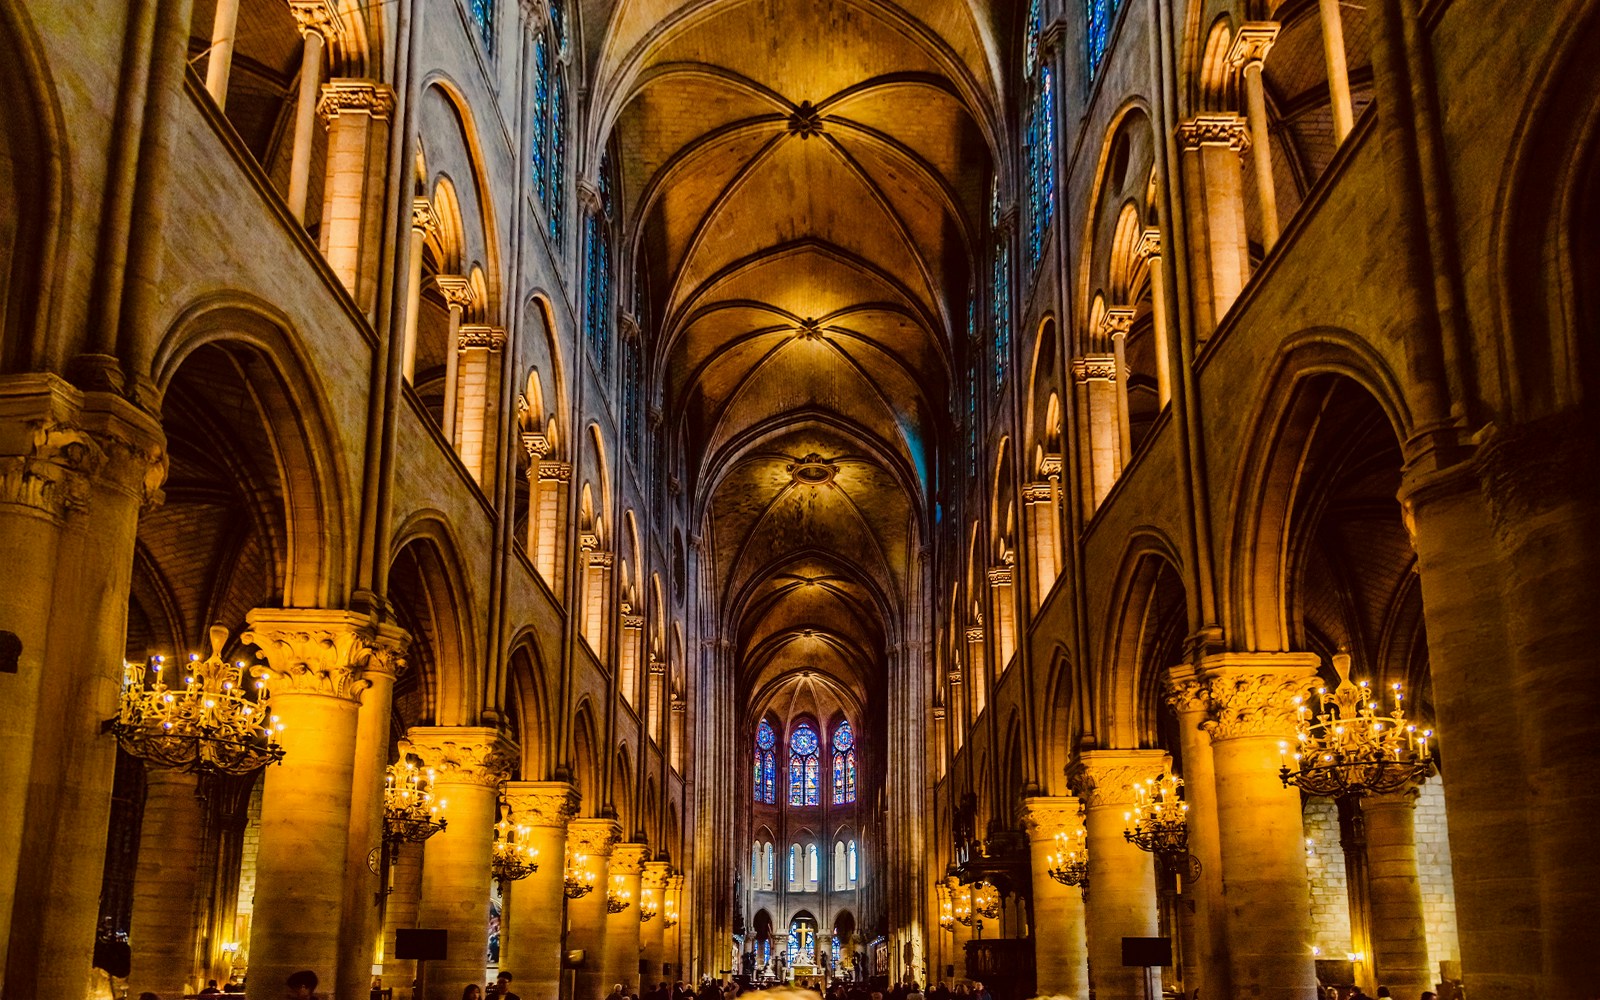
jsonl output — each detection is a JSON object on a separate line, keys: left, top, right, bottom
{"left": 109, "top": 625, "right": 284, "bottom": 776}
{"left": 952, "top": 893, "right": 973, "bottom": 928}
{"left": 1046, "top": 829, "right": 1089, "bottom": 888}
{"left": 663, "top": 899, "right": 678, "bottom": 928}
{"left": 639, "top": 887, "right": 659, "bottom": 922}
{"left": 937, "top": 888, "right": 955, "bottom": 932}
{"left": 971, "top": 881, "right": 1000, "bottom": 920}
{"left": 606, "top": 875, "right": 633, "bottom": 914}
{"left": 490, "top": 804, "right": 539, "bottom": 888}
{"left": 383, "top": 757, "right": 447, "bottom": 846}
{"left": 564, "top": 850, "right": 598, "bottom": 899}
{"left": 1123, "top": 771, "right": 1194, "bottom": 877}
{"left": 1280, "top": 653, "right": 1435, "bottom": 799}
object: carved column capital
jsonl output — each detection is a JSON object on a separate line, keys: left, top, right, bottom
{"left": 568, "top": 817, "right": 622, "bottom": 857}
{"left": 458, "top": 325, "right": 506, "bottom": 351}
{"left": 405, "top": 726, "right": 519, "bottom": 787}
{"left": 1067, "top": 749, "right": 1170, "bottom": 809}
{"left": 435, "top": 274, "right": 476, "bottom": 311}
{"left": 985, "top": 565, "right": 1013, "bottom": 588}
{"left": 611, "top": 841, "right": 650, "bottom": 875}
{"left": 0, "top": 380, "right": 168, "bottom": 518}
{"left": 317, "top": 79, "right": 395, "bottom": 122}
{"left": 1177, "top": 114, "right": 1252, "bottom": 152}
{"left": 1019, "top": 795, "right": 1084, "bottom": 841}
{"left": 412, "top": 198, "right": 439, "bottom": 237}
{"left": 287, "top": 0, "right": 339, "bottom": 38}
{"left": 1164, "top": 663, "right": 1210, "bottom": 717}
{"left": 1135, "top": 228, "right": 1163, "bottom": 262}
{"left": 964, "top": 625, "right": 986, "bottom": 645}
{"left": 538, "top": 460, "right": 571, "bottom": 483}
{"left": 621, "top": 614, "right": 647, "bottom": 631}
{"left": 503, "top": 780, "right": 581, "bottom": 829}
{"left": 1022, "top": 481, "right": 1055, "bottom": 503}
{"left": 1099, "top": 306, "right": 1136, "bottom": 341}
{"left": 242, "top": 608, "right": 409, "bottom": 701}
{"left": 577, "top": 179, "right": 604, "bottom": 215}
{"left": 642, "top": 859, "right": 672, "bottom": 889}
{"left": 522, "top": 432, "right": 552, "bottom": 462}
{"left": 1197, "top": 652, "right": 1320, "bottom": 742}
{"left": 1228, "top": 22, "right": 1280, "bottom": 70}
{"left": 1071, "top": 354, "right": 1117, "bottom": 383}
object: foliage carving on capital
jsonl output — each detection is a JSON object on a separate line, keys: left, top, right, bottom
{"left": 504, "top": 781, "right": 581, "bottom": 829}
{"left": 1071, "top": 354, "right": 1117, "bottom": 383}
{"left": 642, "top": 860, "right": 672, "bottom": 889}
{"left": 1198, "top": 656, "right": 1318, "bottom": 742}
{"left": 242, "top": 609, "right": 408, "bottom": 701}
{"left": 458, "top": 325, "right": 506, "bottom": 351}
{"left": 435, "top": 275, "right": 475, "bottom": 311}
{"left": 1164, "top": 665, "right": 1209, "bottom": 717}
{"left": 406, "top": 726, "right": 519, "bottom": 787}
{"left": 568, "top": 818, "right": 622, "bottom": 857}
{"left": 1177, "top": 114, "right": 1251, "bottom": 152}
{"left": 412, "top": 198, "right": 440, "bottom": 236}
{"left": 317, "top": 79, "right": 395, "bottom": 121}
{"left": 1, "top": 419, "right": 100, "bottom": 517}
{"left": 1228, "top": 22, "right": 1280, "bottom": 69}
{"left": 1019, "top": 796, "right": 1083, "bottom": 841}
{"left": 1067, "top": 751, "right": 1169, "bottom": 809}
{"left": 611, "top": 842, "right": 649, "bottom": 875}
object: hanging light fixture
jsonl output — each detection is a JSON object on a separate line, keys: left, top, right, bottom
{"left": 1279, "top": 653, "right": 1435, "bottom": 798}
{"left": 490, "top": 803, "right": 539, "bottom": 889}
{"left": 564, "top": 849, "right": 598, "bottom": 899}
{"left": 1046, "top": 828, "right": 1089, "bottom": 888}
{"left": 639, "top": 886, "right": 659, "bottom": 922}
{"left": 971, "top": 881, "right": 1000, "bottom": 920}
{"left": 606, "top": 874, "right": 633, "bottom": 914}
{"left": 1123, "top": 771, "right": 1193, "bottom": 877}
{"left": 383, "top": 756, "right": 447, "bottom": 846}
{"left": 952, "top": 892, "right": 973, "bottom": 928}
{"left": 109, "top": 625, "right": 285, "bottom": 776}
{"left": 663, "top": 897, "right": 679, "bottom": 928}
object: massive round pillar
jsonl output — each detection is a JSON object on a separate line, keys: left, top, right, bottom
{"left": 1363, "top": 788, "right": 1431, "bottom": 998}
{"left": 567, "top": 819, "right": 621, "bottom": 1000}
{"left": 1019, "top": 796, "right": 1088, "bottom": 999}
{"left": 501, "top": 781, "right": 580, "bottom": 1000}
{"left": 604, "top": 843, "right": 648, "bottom": 992}
{"left": 1073, "top": 749, "right": 1164, "bottom": 1000}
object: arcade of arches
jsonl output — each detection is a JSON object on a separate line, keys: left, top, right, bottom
{"left": 1, "top": 0, "right": 1598, "bottom": 998}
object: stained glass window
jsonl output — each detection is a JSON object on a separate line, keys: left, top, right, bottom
{"left": 754, "top": 720, "right": 776, "bottom": 803}
{"left": 1087, "top": 0, "right": 1121, "bottom": 79}
{"left": 831, "top": 721, "right": 857, "bottom": 804}
{"left": 550, "top": 76, "right": 566, "bottom": 245}
{"left": 531, "top": 35, "right": 549, "bottom": 209}
{"left": 788, "top": 845, "right": 797, "bottom": 884}
{"left": 807, "top": 843, "right": 819, "bottom": 882}
{"left": 752, "top": 841, "right": 760, "bottom": 879}
{"left": 584, "top": 156, "right": 613, "bottom": 377}
{"left": 470, "top": 0, "right": 495, "bottom": 50}
{"left": 1024, "top": 0, "right": 1056, "bottom": 272}
{"left": 549, "top": 0, "right": 566, "bottom": 51}
{"left": 990, "top": 179, "right": 1011, "bottom": 394}
{"left": 789, "top": 723, "right": 820, "bottom": 806}
{"left": 622, "top": 333, "right": 641, "bottom": 458}
{"left": 848, "top": 839, "right": 858, "bottom": 882}
{"left": 967, "top": 303, "right": 978, "bottom": 476}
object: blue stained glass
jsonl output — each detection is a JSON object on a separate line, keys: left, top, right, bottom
{"left": 1025, "top": 0, "right": 1042, "bottom": 77}
{"left": 757, "top": 720, "right": 776, "bottom": 748}
{"left": 1087, "top": 0, "right": 1121, "bottom": 79}
{"left": 549, "top": 0, "right": 566, "bottom": 51}
{"left": 762, "top": 752, "right": 775, "bottom": 802}
{"left": 1027, "top": 67, "right": 1057, "bottom": 271}
{"left": 470, "top": 0, "right": 495, "bottom": 50}
{"left": 967, "top": 300, "right": 978, "bottom": 476}
{"left": 532, "top": 37, "right": 549, "bottom": 208}
{"left": 993, "top": 242, "right": 1011, "bottom": 393}
{"left": 550, "top": 76, "right": 566, "bottom": 245}
{"left": 789, "top": 723, "right": 820, "bottom": 806}
{"left": 831, "top": 721, "right": 856, "bottom": 804}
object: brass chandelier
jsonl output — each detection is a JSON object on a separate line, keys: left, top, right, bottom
{"left": 1046, "top": 828, "right": 1089, "bottom": 888}
{"left": 971, "top": 881, "right": 1000, "bottom": 920}
{"left": 1123, "top": 771, "right": 1193, "bottom": 877}
{"left": 1279, "top": 653, "right": 1435, "bottom": 799}
{"left": 491, "top": 804, "right": 538, "bottom": 889}
{"left": 564, "top": 850, "right": 598, "bottom": 899}
{"left": 606, "top": 874, "right": 633, "bottom": 914}
{"left": 639, "top": 887, "right": 659, "bottom": 922}
{"left": 384, "top": 757, "right": 447, "bottom": 846}
{"left": 662, "top": 898, "right": 679, "bottom": 929}
{"left": 110, "top": 625, "right": 284, "bottom": 776}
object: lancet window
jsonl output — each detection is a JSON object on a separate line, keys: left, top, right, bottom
{"left": 789, "top": 723, "right": 821, "bottom": 806}
{"left": 754, "top": 720, "right": 777, "bottom": 804}
{"left": 831, "top": 721, "right": 857, "bottom": 804}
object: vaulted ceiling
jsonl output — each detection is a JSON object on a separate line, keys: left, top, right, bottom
{"left": 598, "top": 0, "right": 1001, "bottom": 722}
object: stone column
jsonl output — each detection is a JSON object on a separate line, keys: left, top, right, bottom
{"left": 669, "top": 699, "right": 686, "bottom": 774}
{"left": 1362, "top": 789, "right": 1431, "bottom": 998}
{"left": 986, "top": 565, "right": 1017, "bottom": 670}
{"left": 533, "top": 460, "right": 571, "bottom": 595}
{"left": 1199, "top": 653, "right": 1319, "bottom": 1000}
{"left": 241, "top": 609, "right": 401, "bottom": 999}
{"left": 1134, "top": 230, "right": 1173, "bottom": 407}
{"left": 129, "top": 768, "right": 207, "bottom": 998}
{"left": 1317, "top": 0, "right": 1355, "bottom": 142}
{"left": 666, "top": 874, "right": 686, "bottom": 979}
{"left": 316, "top": 79, "right": 395, "bottom": 312}
{"left": 1177, "top": 115, "right": 1252, "bottom": 335}
{"left": 1072, "top": 750, "right": 1165, "bottom": 1000}
{"left": 605, "top": 843, "right": 649, "bottom": 991}
{"left": 620, "top": 614, "right": 645, "bottom": 709}
{"left": 1020, "top": 797, "right": 1089, "bottom": 999}
{"left": 0, "top": 381, "right": 164, "bottom": 996}
{"left": 583, "top": 548, "right": 614, "bottom": 655}
{"left": 409, "top": 727, "right": 519, "bottom": 1000}
{"left": 1229, "top": 24, "right": 1281, "bottom": 251}
{"left": 1072, "top": 354, "right": 1121, "bottom": 509}
{"left": 340, "top": 634, "right": 406, "bottom": 1000}
{"left": 382, "top": 838, "right": 426, "bottom": 999}
{"left": 647, "top": 659, "right": 666, "bottom": 743}
{"left": 402, "top": 199, "right": 439, "bottom": 383}
{"left": 1102, "top": 307, "right": 1136, "bottom": 461}
{"left": 455, "top": 325, "right": 505, "bottom": 485}
{"left": 1024, "top": 481, "right": 1058, "bottom": 599}
{"left": 285, "top": 1, "right": 334, "bottom": 223}
{"left": 501, "top": 781, "right": 580, "bottom": 1000}
{"left": 1165, "top": 665, "right": 1228, "bottom": 1000}
{"left": 433, "top": 275, "right": 475, "bottom": 444}
{"left": 948, "top": 880, "right": 973, "bottom": 982}
{"left": 568, "top": 818, "right": 621, "bottom": 1000}
{"left": 640, "top": 860, "right": 672, "bottom": 984}
{"left": 204, "top": 0, "right": 242, "bottom": 106}
{"left": 964, "top": 622, "right": 987, "bottom": 718}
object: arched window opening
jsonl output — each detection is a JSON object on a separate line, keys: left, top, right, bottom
{"left": 754, "top": 719, "right": 776, "bottom": 804}
{"left": 991, "top": 178, "right": 1011, "bottom": 393}
{"left": 1087, "top": 0, "right": 1125, "bottom": 79}
{"left": 531, "top": 35, "right": 549, "bottom": 208}
{"left": 550, "top": 75, "right": 567, "bottom": 245}
{"left": 806, "top": 843, "right": 819, "bottom": 884}
{"left": 833, "top": 841, "right": 847, "bottom": 890}
{"left": 788, "top": 844, "right": 798, "bottom": 885}
{"left": 831, "top": 721, "right": 857, "bottom": 804}
{"left": 1025, "top": 0, "right": 1057, "bottom": 273}
{"left": 789, "top": 723, "right": 821, "bottom": 806}
{"left": 848, "top": 839, "right": 859, "bottom": 884}
{"left": 469, "top": 0, "right": 495, "bottom": 50}
{"left": 584, "top": 153, "right": 613, "bottom": 376}
{"left": 764, "top": 842, "right": 774, "bottom": 888}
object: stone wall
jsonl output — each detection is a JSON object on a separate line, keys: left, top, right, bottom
{"left": 1304, "top": 798, "right": 1353, "bottom": 958}
{"left": 1415, "top": 779, "right": 1460, "bottom": 976}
